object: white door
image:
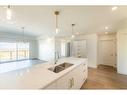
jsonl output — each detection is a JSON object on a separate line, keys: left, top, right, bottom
{"left": 99, "top": 39, "right": 116, "bottom": 67}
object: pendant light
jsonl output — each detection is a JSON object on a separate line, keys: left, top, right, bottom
{"left": 54, "top": 11, "right": 60, "bottom": 34}
{"left": 71, "top": 24, "right": 75, "bottom": 38}
{"left": 6, "top": 5, "right": 12, "bottom": 20}
{"left": 21, "top": 27, "right": 25, "bottom": 43}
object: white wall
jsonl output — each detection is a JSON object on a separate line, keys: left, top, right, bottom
{"left": 117, "top": 30, "right": 127, "bottom": 75}
{"left": 74, "top": 34, "right": 98, "bottom": 68}
{"left": 38, "top": 36, "right": 55, "bottom": 61}
{"left": 0, "top": 32, "right": 38, "bottom": 59}
{"left": 29, "top": 40, "right": 38, "bottom": 59}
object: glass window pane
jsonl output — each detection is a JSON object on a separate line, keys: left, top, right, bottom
{"left": 0, "top": 42, "right": 16, "bottom": 62}
{"left": 17, "top": 42, "right": 29, "bottom": 60}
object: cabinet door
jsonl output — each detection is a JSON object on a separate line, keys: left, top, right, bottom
{"left": 71, "top": 63, "right": 87, "bottom": 89}
{"left": 45, "top": 82, "right": 57, "bottom": 89}
{"left": 80, "top": 63, "right": 88, "bottom": 85}
{"left": 56, "top": 72, "right": 74, "bottom": 89}
{"left": 71, "top": 64, "right": 84, "bottom": 89}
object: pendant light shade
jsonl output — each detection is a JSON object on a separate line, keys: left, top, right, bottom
{"left": 21, "top": 27, "right": 25, "bottom": 43}
{"left": 71, "top": 24, "right": 75, "bottom": 38}
{"left": 6, "top": 5, "right": 12, "bottom": 20}
{"left": 54, "top": 11, "right": 60, "bottom": 34}
{"left": 71, "top": 35, "right": 75, "bottom": 38}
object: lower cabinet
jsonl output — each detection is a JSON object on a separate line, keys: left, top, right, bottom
{"left": 45, "top": 81, "right": 57, "bottom": 89}
{"left": 45, "top": 63, "right": 87, "bottom": 89}
{"left": 70, "top": 63, "right": 87, "bottom": 89}
{"left": 56, "top": 72, "right": 73, "bottom": 89}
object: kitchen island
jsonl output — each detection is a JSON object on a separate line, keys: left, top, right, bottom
{"left": 0, "top": 57, "right": 88, "bottom": 89}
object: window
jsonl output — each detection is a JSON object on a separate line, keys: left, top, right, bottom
{"left": 0, "top": 42, "right": 16, "bottom": 62}
{"left": 0, "top": 42, "right": 29, "bottom": 63}
{"left": 17, "top": 42, "right": 29, "bottom": 60}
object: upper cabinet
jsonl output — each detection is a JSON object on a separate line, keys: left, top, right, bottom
{"left": 72, "top": 40, "right": 87, "bottom": 58}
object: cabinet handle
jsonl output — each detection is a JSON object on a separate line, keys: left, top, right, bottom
{"left": 72, "top": 78, "right": 74, "bottom": 86}
{"left": 69, "top": 78, "right": 74, "bottom": 88}
{"left": 69, "top": 79, "right": 73, "bottom": 88}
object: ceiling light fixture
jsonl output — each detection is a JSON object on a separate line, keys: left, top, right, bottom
{"left": 112, "top": 6, "right": 118, "bottom": 11}
{"left": 71, "top": 24, "right": 75, "bottom": 38}
{"left": 71, "top": 35, "right": 75, "bottom": 38}
{"left": 6, "top": 5, "right": 12, "bottom": 20}
{"left": 105, "top": 26, "right": 108, "bottom": 30}
{"left": 54, "top": 11, "right": 60, "bottom": 34}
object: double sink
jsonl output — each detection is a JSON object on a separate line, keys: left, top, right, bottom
{"left": 48, "top": 63, "right": 73, "bottom": 73}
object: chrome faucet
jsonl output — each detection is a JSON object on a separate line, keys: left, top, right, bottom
{"left": 54, "top": 52, "right": 60, "bottom": 64}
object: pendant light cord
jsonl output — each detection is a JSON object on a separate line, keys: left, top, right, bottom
{"left": 22, "top": 27, "right": 25, "bottom": 43}
{"left": 56, "top": 14, "right": 58, "bottom": 29}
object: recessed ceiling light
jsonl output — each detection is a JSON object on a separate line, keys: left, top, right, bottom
{"left": 112, "top": 6, "right": 118, "bottom": 11}
{"left": 105, "top": 27, "right": 108, "bottom": 30}
{"left": 55, "top": 28, "right": 59, "bottom": 34}
{"left": 71, "top": 35, "right": 75, "bottom": 38}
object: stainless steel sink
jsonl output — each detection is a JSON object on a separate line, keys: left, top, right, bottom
{"left": 48, "top": 63, "right": 73, "bottom": 73}
{"left": 58, "top": 63, "right": 73, "bottom": 68}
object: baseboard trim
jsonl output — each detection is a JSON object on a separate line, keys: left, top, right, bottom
{"left": 88, "top": 65, "right": 97, "bottom": 68}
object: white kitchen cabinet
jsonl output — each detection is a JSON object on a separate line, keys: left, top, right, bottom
{"left": 56, "top": 72, "right": 73, "bottom": 89}
{"left": 80, "top": 63, "right": 88, "bottom": 85}
{"left": 45, "top": 62, "right": 87, "bottom": 89}
{"left": 71, "top": 63, "right": 87, "bottom": 89}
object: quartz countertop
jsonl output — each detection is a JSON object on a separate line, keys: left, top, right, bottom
{"left": 0, "top": 57, "right": 87, "bottom": 89}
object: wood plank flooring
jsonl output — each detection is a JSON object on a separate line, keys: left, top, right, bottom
{"left": 81, "top": 65, "right": 127, "bottom": 89}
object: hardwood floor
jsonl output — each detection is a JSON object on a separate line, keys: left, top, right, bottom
{"left": 81, "top": 65, "right": 127, "bottom": 89}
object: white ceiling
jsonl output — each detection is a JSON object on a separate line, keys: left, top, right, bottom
{"left": 0, "top": 6, "right": 127, "bottom": 37}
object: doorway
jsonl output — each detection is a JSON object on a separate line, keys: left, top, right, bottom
{"left": 98, "top": 39, "right": 117, "bottom": 67}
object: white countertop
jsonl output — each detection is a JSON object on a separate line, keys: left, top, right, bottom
{"left": 0, "top": 57, "right": 87, "bottom": 89}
